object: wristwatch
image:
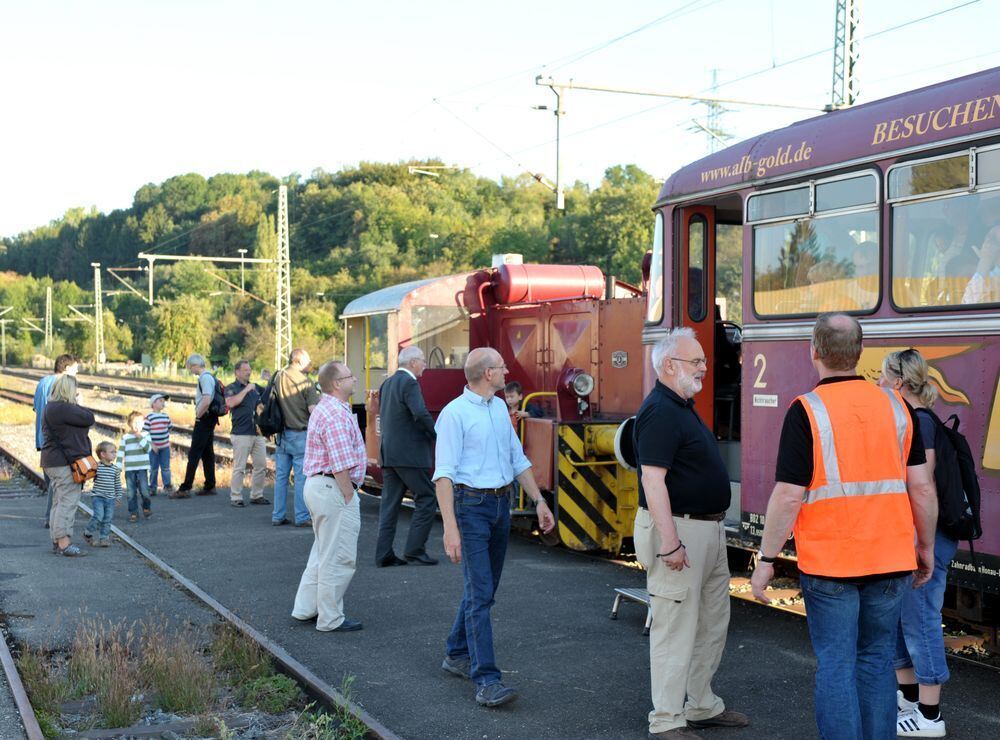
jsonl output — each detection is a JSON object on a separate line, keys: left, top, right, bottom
{"left": 757, "top": 551, "right": 776, "bottom": 564}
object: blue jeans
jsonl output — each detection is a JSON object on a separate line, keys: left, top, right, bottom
{"left": 894, "top": 530, "right": 959, "bottom": 685}
{"left": 126, "top": 471, "right": 151, "bottom": 514}
{"left": 445, "top": 487, "right": 511, "bottom": 689}
{"left": 801, "top": 573, "right": 908, "bottom": 740}
{"left": 273, "top": 430, "right": 308, "bottom": 524}
{"left": 148, "top": 447, "right": 172, "bottom": 489}
{"left": 85, "top": 496, "right": 115, "bottom": 539}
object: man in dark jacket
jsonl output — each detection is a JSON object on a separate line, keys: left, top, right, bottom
{"left": 375, "top": 345, "right": 438, "bottom": 566}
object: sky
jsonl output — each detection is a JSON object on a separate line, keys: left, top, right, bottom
{"left": 1, "top": 0, "right": 999, "bottom": 239}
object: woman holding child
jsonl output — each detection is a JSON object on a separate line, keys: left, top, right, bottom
{"left": 41, "top": 374, "right": 95, "bottom": 557}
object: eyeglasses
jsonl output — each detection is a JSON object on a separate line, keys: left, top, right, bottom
{"left": 335, "top": 374, "right": 355, "bottom": 382}
{"left": 670, "top": 357, "right": 708, "bottom": 368}
{"left": 487, "top": 365, "right": 508, "bottom": 372}
{"left": 892, "top": 348, "right": 917, "bottom": 378}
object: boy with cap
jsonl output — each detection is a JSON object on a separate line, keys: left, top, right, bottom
{"left": 143, "top": 393, "right": 173, "bottom": 496}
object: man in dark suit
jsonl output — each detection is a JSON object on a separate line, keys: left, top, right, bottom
{"left": 375, "top": 345, "right": 438, "bottom": 566}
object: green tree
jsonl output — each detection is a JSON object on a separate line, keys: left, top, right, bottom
{"left": 151, "top": 296, "right": 212, "bottom": 362}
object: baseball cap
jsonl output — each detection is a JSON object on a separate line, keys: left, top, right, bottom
{"left": 149, "top": 393, "right": 170, "bottom": 405}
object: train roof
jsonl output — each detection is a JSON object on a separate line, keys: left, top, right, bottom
{"left": 341, "top": 276, "right": 439, "bottom": 317}
{"left": 657, "top": 66, "right": 1000, "bottom": 205}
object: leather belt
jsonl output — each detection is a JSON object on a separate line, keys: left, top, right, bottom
{"left": 312, "top": 472, "right": 359, "bottom": 490}
{"left": 679, "top": 511, "right": 726, "bottom": 522}
{"left": 456, "top": 484, "right": 512, "bottom": 497}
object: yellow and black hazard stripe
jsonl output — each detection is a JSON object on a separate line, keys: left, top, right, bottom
{"left": 555, "top": 423, "right": 630, "bottom": 552}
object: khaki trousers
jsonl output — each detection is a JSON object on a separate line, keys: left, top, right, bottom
{"left": 230, "top": 434, "right": 268, "bottom": 501}
{"left": 45, "top": 465, "right": 82, "bottom": 540}
{"left": 633, "top": 507, "right": 730, "bottom": 733}
{"left": 292, "top": 476, "right": 361, "bottom": 631}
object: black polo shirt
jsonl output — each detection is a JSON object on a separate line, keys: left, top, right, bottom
{"left": 775, "top": 376, "right": 926, "bottom": 486}
{"left": 224, "top": 380, "right": 264, "bottom": 436}
{"left": 634, "top": 381, "right": 731, "bottom": 513}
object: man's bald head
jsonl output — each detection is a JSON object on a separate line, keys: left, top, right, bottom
{"left": 465, "top": 347, "right": 502, "bottom": 383}
{"left": 318, "top": 361, "right": 350, "bottom": 393}
{"left": 812, "top": 313, "right": 863, "bottom": 371}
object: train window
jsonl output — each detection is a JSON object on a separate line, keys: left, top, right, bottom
{"left": 753, "top": 210, "right": 879, "bottom": 317}
{"left": 888, "top": 154, "right": 969, "bottom": 200}
{"left": 747, "top": 185, "right": 809, "bottom": 222}
{"left": 688, "top": 216, "right": 707, "bottom": 321}
{"left": 646, "top": 212, "right": 664, "bottom": 324}
{"left": 815, "top": 174, "right": 877, "bottom": 212}
{"left": 891, "top": 190, "right": 1000, "bottom": 309}
{"left": 976, "top": 147, "right": 1000, "bottom": 186}
{"left": 411, "top": 305, "right": 470, "bottom": 368}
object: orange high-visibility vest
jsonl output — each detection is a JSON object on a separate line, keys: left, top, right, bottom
{"left": 793, "top": 380, "right": 917, "bottom": 578}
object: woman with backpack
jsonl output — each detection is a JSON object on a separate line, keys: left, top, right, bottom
{"left": 879, "top": 349, "right": 953, "bottom": 739}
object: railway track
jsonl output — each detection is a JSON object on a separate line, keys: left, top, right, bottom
{"left": 0, "top": 442, "right": 396, "bottom": 740}
{"left": 0, "top": 387, "right": 275, "bottom": 473}
{"left": 2, "top": 368, "right": 196, "bottom": 405}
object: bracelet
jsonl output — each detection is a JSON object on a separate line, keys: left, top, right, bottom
{"left": 657, "top": 542, "right": 684, "bottom": 558}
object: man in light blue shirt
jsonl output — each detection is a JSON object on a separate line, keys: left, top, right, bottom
{"left": 33, "top": 354, "right": 79, "bottom": 528}
{"left": 433, "top": 347, "right": 554, "bottom": 708}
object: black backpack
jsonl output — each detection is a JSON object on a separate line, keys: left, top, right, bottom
{"left": 917, "top": 408, "right": 982, "bottom": 542}
{"left": 207, "top": 373, "right": 229, "bottom": 417}
{"left": 257, "top": 371, "right": 285, "bottom": 438}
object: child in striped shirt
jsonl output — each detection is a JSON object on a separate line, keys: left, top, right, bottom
{"left": 143, "top": 393, "right": 173, "bottom": 495}
{"left": 83, "top": 441, "right": 123, "bottom": 547}
{"left": 117, "top": 411, "right": 153, "bottom": 522}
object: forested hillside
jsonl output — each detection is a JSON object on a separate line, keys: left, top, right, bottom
{"left": 0, "top": 161, "right": 660, "bottom": 366}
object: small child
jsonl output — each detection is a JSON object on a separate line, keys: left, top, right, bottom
{"left": 504, "top": 381, "right": 543, "bottom": 427}
{"left": 83, "top": 441, "right": 123, "bottom": 547}
{"left": 117, "top": 411, "right": 153, "bottom": 522}
{"left": 143, "top": 393, "right": 173, "bottom": 495}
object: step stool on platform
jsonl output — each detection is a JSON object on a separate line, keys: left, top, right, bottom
{"left": 610, "top": 587, "right": 651, "bottom": 635}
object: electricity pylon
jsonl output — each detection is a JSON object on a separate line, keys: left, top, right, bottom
{"left": 274, "top": 185, "right": 292, "bottom": 371}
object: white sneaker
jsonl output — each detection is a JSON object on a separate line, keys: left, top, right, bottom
{"left": 897, "top": 708, "right": 946, "bottom": 738}
{"left": 897, "top": 689, "right": 918, "bottom": 712}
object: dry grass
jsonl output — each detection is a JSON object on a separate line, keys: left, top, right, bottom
{"left": 210, "top": 625, "right": 273, "bottom": 684}
{"left": 95, "top": 623, "right": 143, "bottom": 728}
{"left": 16, "top": 645, "right": 66, "bottom": 716}
{"left": 140, "top": 618, "right": 216, "bottom": 714}
{"left": 0, "top": 400, "right": 35, "bottom": 425}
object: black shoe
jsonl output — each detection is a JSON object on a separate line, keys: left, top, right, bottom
{"left": 272, "top": 518, "right": 289, "bottom": 526}
{"left": 231, "top": 500, "right": 246, "bottom": 507}
{"left": 405, "top": 553, "right": 438, "bottom": 566}
{"left": 195, "top": 487, "right": 217, "bottom": 496}
{"left": 329, "top": 618, "right": 363, "bottom": 632}
{"left": 376, "top": 554, "right": 408, "bottom": 567}
{"left": 295, "top": 520, "right": 312, "bottom": 528}
{"left": 250, "top": 497, "right": 271, "bottom": 505}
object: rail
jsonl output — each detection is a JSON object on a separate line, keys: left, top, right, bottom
{"left": 0, "top": 442, "right": 400, "bottom": 740}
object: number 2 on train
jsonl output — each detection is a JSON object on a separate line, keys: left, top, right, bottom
{"left": 753, "top": 353, "right": 767, "bottom": 389}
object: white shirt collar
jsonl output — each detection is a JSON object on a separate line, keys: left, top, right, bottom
{"left": 399, "top": 367, "right": 416, "bottom": 381}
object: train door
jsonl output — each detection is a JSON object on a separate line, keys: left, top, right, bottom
{"left": 545, "top": 302, "right": 599, "bottom": 391}
{"left": 679, "top": 206, "right": 716, "bottom": 428}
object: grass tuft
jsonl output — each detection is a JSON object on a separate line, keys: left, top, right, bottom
{"left": 16, "top": 645, "right": 66, "bottom": 715}
{"left": 140, "top": 618, "right": 216, "bottom": 714}
{"left": 239, "top": 673, "right": 303, "bottom": 714}
{"left": 210, "top": 624, "right": 273, "bottom": 684}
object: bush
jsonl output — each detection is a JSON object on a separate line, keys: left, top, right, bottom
{"left": 239, "top": 673, "right": 303, "bottom": 714}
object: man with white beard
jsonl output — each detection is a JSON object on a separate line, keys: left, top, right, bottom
{"left": 632, "top": 327, "right": 749, "bottom": 739}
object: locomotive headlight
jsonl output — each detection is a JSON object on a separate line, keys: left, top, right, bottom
{"left": 572, "top": 372, "right": 595, "bottom": 397}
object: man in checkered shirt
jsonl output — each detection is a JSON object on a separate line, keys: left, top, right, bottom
{"left": 291, "top": 361, "right": 367, "bottom": 632}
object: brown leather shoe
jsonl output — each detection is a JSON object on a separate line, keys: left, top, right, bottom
{"left": 688, "top": 709, "right": 750, "bottom": 729}
{"left": 649, "top": 728, "right": 701, "bottom": 739}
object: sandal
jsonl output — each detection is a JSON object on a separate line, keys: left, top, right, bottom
{"left": 57, "top": 544, "right": 87, "bottom": 557}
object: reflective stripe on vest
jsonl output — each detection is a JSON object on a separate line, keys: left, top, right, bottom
{"left": 799, "top": 388, "right": 909, "bottom": 505}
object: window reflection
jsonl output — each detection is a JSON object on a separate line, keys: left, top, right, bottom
{"left": 646, "top": 213, "right": 665, "bottom": 323}
{"left": 753, "top": 211, "right": 879, "bottom": 316}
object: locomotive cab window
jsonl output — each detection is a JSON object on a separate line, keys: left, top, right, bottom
{"left": 646, "top": 211, "right": 665, "bottom": 324}
{"left": 890, "top": 147, "right": 1000, "bottom": 309}
{"left": 751, "top": 172, "right": 880, "bottom": 317}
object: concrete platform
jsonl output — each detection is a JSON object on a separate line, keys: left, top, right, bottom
{"left": 2, "top": 483, "right": 999, "bottom": 739}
